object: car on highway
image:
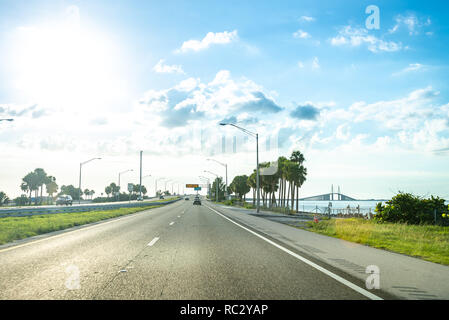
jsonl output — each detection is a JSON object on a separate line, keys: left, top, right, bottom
{"left": 193, "top": 196, "right": 201, "bottom": 205}
{"left": 55, "top": 195, "right": 73, "bottom": 206}
{"left": 137, "top": 196, "right": 144, "bottom": 201}
{"left": 185, "top": 197, "right": 189, "bottom": 200}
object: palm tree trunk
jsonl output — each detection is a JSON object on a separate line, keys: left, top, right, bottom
{"left": 296, "top": 186, "right": 299, "bottom": 213}
{"left": 291, "top": 181, "right": 296, "bottom": 209}
{"left": 284, "top": 178, "right": 287, "bottom": 207}
{"left": 280, "top": 178, "right": 284, "bottom": 207}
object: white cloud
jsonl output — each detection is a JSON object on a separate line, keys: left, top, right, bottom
{"left": 348, "top": 86, "right": 440, "bottom": 131}
{"left": 297, "top": 61, "right": 304, "bottom": 68}
{"left": 389, "top": 14, "right": 432, "bottom": 35}
{"left": 293, "top": 29, "right": 311, "bottom": 39}
{"left": 330, "top": 26, "right": 402, "bottom": 52}
{"left": 153, "top": 59, "right": 185, "bottom": 74}
{"left": 299, "top": 16, "right": 315, "bottom": 22}
{"left": 138, "top": 70, "right": 283, "bottom": 130}
{"left": 392, "top": 63, "right": 425, "bottom": 76}
{"left": 312, "top": 57, "right": 320, "bottom": 69}
{"left": 336, "top": 124, "right": 351, "bottom": 140}
{"left": 176, "top": 30, "right": 238, "bottom": 53}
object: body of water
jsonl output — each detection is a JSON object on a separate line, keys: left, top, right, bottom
{"left": 245, "top": 199, "right": 449, "bottom": 215}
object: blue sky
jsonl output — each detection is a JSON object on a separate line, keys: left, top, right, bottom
{"left": 1, "top": 0, "right": 449, "bottom": 199}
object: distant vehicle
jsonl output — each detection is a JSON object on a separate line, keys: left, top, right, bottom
{"left": 185, "top": 197, "right": 189, "bottom": 200}
{"left": 137, "top": 196, "right": 144, "bottom": 201}
{"left": 56, "top": 195, "right": 73, "bottom": 206}
{"left": 193, "top": 197, "right": 201, "bottom": 205}
{"left": 159, "top": 195, "right": 165, "bottom": 199}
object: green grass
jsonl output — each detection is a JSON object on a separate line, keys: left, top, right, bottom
{"left": 302, "top": 218, "right": 449, "bottom": 265}
{"left": 0, "top": 204, "right": 164, "bottom": 245}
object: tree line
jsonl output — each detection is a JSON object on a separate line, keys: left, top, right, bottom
{"left": 0, "top": 168, "right": 157, "bottom": 206}
{"left": 226, "top": 150, "right": 307, "bottom": 211}
{"left": 0, "top": 168, "right": 98, "bottom": 206}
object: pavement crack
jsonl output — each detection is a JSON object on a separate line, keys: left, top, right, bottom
{"left": 90, "top": 243, "right": 155, "bottom": 299}
{"left": 158, "top": 237, "right": 180, "bottom": 298}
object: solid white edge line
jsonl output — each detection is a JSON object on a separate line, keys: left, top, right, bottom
{"left": 148, "top": 237, "right": 160, "bottom": 246}
{"left": 205, "top": 205, "right": 383, "bottom": 301}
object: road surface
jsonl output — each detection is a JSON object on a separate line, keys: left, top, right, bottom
{"left": 0, "top": 199, "right": 392, "bottom": 299}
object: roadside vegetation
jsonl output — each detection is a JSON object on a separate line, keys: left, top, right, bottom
{"left": 2, "top": 167, "right": 176, "bottom": 206}
{"left": 374, "top": 192, "right": 448, "bottom": 226}
{"left": 303, "top": 193, "right": 449, "bottom": 265}
{"left": 304, "top": 218, "right": 449, "bottom": 265}
{"left": 0, "top": 204, "right": 164, "bottom": 245}
{"left": 211, "top": 150, "right": 307, "bottom": 214}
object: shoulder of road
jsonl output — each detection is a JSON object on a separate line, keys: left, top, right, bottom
{"left": 212, "top": 201, "right": 449, "bottom": 300}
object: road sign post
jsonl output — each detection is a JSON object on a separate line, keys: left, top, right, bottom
{"left": 128, "top": 183, "right": 134, "bottom": 203}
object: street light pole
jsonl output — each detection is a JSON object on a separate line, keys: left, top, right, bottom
{"left": 256, "top": 133, "right": 260, "bottom": 213}
{"left": 79, "top": 157, "right": 102, "bottom": 204}
{"left": 219, "top": 123, "right": 260, "bottom": 213}
{"left": 204, "top": 170, "right": 220, "bottom": 202}
{"left": 118, "top": 169, "right": 133, "bottom": 201}
{"left": 141, "top": 174, "right": 151, "bottom": 199}
{"left": 139, "top": 151, "right": 143, "bottom": 199}
{"left": 207, "top": 158, "right": 228, "bottom": 199}
{"left": 199, "top": 176, "right": 210, "bottom": 199}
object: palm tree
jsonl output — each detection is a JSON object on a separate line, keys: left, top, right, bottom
{"left": 22, "top": 171, "right": 39, "bottom": 205}
{"left": 45, "top": 176, "right": 58, "bottom": 204}
{"left": 105, "top": 186, "right": 112, "bottom": 198}
{"left": 84, "top": 189, "right": 90, "bottom": 200}
{"left": 33, "top": 168, "right": 48, "bottom": 205}
{"left": 247, "top": 170, "right": 257, "bottom": 206}
{"left": 0, "top": 191, "right": 9, "bottom": 206}
{"left": 20, "top": 182, "right": 30, "bottom": 205}
{"left": 290, "top": 150, "right": 307, "bottom": 212}
{"left": 277, "top": 156, "right": 288, "bottom": 208}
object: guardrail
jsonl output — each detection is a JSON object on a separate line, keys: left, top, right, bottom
{"left": 0, "top": 198, "right": 181, "bottom": 218}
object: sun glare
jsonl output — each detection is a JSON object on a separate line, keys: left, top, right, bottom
{"left": 10, "top": 17, "right": 124, "bottom": 111}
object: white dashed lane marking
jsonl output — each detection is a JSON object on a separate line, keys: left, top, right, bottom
{"left": 147, "top": 237, "right": 160, "bottom": 246}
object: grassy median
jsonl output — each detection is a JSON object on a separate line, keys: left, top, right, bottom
{"left": 302, "top": 218, "right": 449, "bottom": 265}
{"left": 0, "top": 204, "right": 163, "bottom": 245}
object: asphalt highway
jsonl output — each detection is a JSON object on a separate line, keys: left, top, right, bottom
{"left": 0, "top": 199, "right": 381, "bottom": 299}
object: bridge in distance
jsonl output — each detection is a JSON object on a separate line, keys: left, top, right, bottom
{"left": 298, "top": 185, "right": 357, "bottom": 201}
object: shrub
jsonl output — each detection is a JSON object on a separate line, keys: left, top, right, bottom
{"left": 374, "top": 192, "right": 447, "bottom": 225}
{"left": 14, "top": 195, "right": 29, "bottom": 206}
